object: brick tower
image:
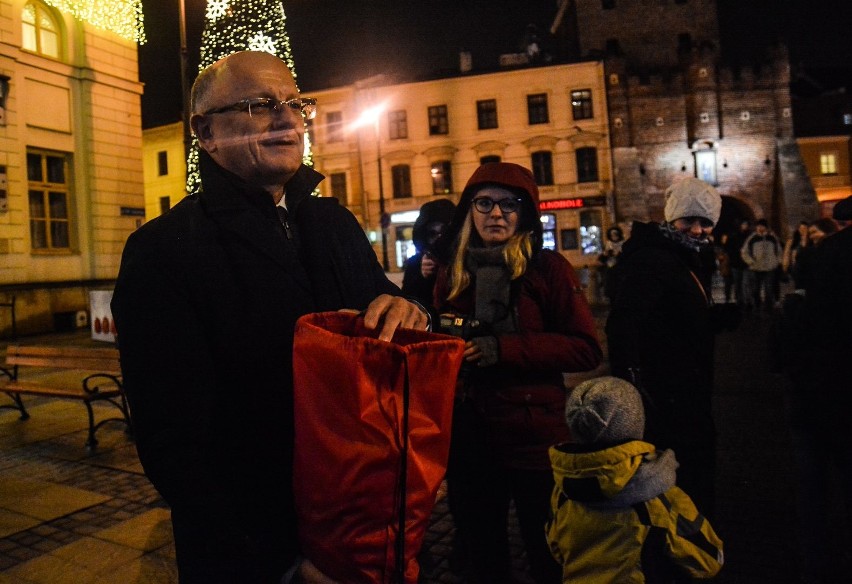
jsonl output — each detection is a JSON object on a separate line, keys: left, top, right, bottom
{"left": 552, "top": 0, "right": 818, "bottom": 235}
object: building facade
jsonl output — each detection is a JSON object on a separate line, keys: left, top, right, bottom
{"left": 142, "top": 122, "right": 186, "bottom": 220}
{"left": 553, "top": 0, "right": 818, "bottom": 238}
{"left": 0, "top": 0, "right": 144, "bottom": 336}
{"left": 797, "top": 135, "right": 851, "bottom": 218}
{"left": 308, "top": 60, "right": 614, "bottom": 273}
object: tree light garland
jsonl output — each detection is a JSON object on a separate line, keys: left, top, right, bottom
{"left": 187, "top": 0, "right": 314, "bottom": 194}
{"left": 43, "top": 0, "right": 145, "bottom": 44}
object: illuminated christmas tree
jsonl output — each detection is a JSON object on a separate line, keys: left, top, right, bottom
{"left": 186, "top": 0, "right": 313, "bottom": 193}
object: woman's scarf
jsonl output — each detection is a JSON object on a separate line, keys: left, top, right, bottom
{"left": 658, "top": 221, "right": 711, "bottom": 253}
{"left": 465, "top": 245, "right": 518, "bottom": 334}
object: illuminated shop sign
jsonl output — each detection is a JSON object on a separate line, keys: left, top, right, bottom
{"left": 539, "top": 196, "right": 606, "bottom": 211}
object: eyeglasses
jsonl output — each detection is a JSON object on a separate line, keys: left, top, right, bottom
{"left": 203, "top": 97, "right": 317, "bottom": 120}
{"left": 681, "top": 216, "right": 714, "bottom": 229}
{"left": 472, "top": 197, "right": 523, "bottom": 214}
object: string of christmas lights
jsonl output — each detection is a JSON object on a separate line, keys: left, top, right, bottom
{"left": 43, "top": 0, "right": 145, "bottom": 43}
{"left": 186, "top": 0, "right": 314, "bottom": 193}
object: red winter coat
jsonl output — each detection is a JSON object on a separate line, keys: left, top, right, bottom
{"left": 434, "top": 250, "right": 602, "bottom": 469}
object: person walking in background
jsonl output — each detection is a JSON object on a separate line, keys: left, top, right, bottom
{"left": 790, "top": 218, "right": 837, "bottom": 292}
{"left": 433, "top": 162, "right": 602, "bottom": 583}
{"left": 546, "top": 376, "right": 724, "bottom": 583}
{"left": 720, "top": 219, "right": 752, "bottom": 307}
{"left": 740, "top": 219, "right": 782, "bottom": 313}
{"left": 597, "top": 225, "right": 625, "bottom": 302}
{"left": 401, "top": 198, "right": 455, "bottom": 309}
{"left": 111, "top": 51, "right": 427, "bottom": 584}
{"left": 782, "top": 220, "right": 810, "bottom": 287}
{"left": 606, "top": 177, "right": 727, "bottom": 518}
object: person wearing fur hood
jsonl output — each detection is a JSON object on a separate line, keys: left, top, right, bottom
{"left": 546, "top": 377, "right": 724, "bottom": 583}
{"left": 433, "top": 162, "right": 602, "bottom": 583}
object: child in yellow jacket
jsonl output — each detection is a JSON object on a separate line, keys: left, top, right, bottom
{"left": 546, "top": 376, "right": 723, "bottom": 583}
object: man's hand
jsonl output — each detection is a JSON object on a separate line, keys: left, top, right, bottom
{"left": 362, "top": 294, "right": 429, "bottom": 341}
{"left": 295, "top": 558, "right": 338, "bottom": 584}
{"left": 420, "top": 253, "right": 438, "bottom": 279}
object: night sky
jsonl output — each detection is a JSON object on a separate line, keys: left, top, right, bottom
{"left": 137, "top": 0, "right": 852, "bottom": 129}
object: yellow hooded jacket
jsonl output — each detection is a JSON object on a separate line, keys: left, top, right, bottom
{"left": 546, "top": 440, "right": 724, "bottom": 583}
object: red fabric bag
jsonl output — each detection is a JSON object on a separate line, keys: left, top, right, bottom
{"left": 292, "top": 311, "right": 465, "bottom": 583}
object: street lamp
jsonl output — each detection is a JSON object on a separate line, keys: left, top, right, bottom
{"left": 354, "top": 104, "right": 390, "bottom": 271}
{"left": 178, "top": 0, "right": 191, "bottom": 161}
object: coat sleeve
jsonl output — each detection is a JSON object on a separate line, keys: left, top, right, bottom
{"left": 656, "top": 488, "right": 724, "bottom": 579}
{"left": 111, "top": 228, "right": 235, "bottom": 512}
{"left": 604, "top": 250, "right": 671, "bottom": 378}
{"left": 498, "top": 252, "right": 602, "bottom": 373}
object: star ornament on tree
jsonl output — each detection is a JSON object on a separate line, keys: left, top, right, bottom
{"left": 247, "top": 32, "right": 277, "bottom": 54}
{"left": 206, "top": 0, "right": 229, "bottom": 21}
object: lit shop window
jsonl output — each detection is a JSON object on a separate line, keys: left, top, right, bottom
{"left": 580, "top": 210, "right": 603, "bottom": 256}
{"left": 541, "top": 213, "right": 557, "bottom": 251}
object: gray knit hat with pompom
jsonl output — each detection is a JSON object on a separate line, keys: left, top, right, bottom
{"left": 565, "top": 376, "right": 645, "bottom": 445}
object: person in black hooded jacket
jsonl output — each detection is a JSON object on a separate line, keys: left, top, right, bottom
{"left": 606, "top": 177, "right": 724, "bottom": 519}
{"left": 401, "top": 198, "right": 455, "bottom": 308}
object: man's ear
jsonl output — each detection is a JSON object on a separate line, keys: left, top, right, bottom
{"left": 190, "top": 114, "right": 215, "bottom": 150}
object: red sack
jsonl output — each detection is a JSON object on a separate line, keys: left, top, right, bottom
{"left": 292, "top": 311, "right": 465, "bottom": 584}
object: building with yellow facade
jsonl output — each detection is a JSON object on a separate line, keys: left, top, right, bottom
{"left": 0, "top": 0, "right": 145, "bottom": 336}
{"left": 141, "top": 121, "right": 186, "bottom": 220}
{"left": 308, "top": 59, "right": 613, "bottom": 273}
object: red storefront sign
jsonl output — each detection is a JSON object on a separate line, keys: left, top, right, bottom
{"left": 539, "top": 196, "right": 606, "bottom": 211}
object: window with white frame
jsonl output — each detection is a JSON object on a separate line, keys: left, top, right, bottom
{"left": 388, "top": 110, "right": 408, "bottom": 140}
{"left": 527, "top": 93, "right": 549, "bottom": 125}
{"left": 477, "top": 99, "right": 498, "bottom": 130}
{"left": 571, "top": 89, "right": 594, "bottom": 120}
{"left": 27, "top": 150, "right": 72, "bottom": 251}
{"left": 428, "top": 105, "right": 449, "bottom": 135}
{"left": 22, "top": 1, "right": 60, "bottom": 58}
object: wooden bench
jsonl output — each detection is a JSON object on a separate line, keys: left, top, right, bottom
{"left": 0, "top": 344, "right": 131, "bottom": 449}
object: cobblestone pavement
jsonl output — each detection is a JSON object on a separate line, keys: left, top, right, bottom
{"left": 2, "top": 286, "right": 848, "bottom": 583}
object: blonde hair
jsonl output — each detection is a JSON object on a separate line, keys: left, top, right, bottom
{"left": 446, "top": 211, "right": 534, "bottom": 301}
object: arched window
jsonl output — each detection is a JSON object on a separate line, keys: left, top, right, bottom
{"left": 22, "top": 1, "right": 60, "bottom": 58}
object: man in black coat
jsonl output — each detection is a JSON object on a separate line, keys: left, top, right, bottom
{"left": 605, "top": 177, "right": 722, "bottom": 518}
{"left": 111, "top": 51, "right": 427, "bottom": 584}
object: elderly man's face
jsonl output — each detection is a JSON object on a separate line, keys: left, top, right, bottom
{"left": 193, "top": 52, "right": 305, "bottom": 190}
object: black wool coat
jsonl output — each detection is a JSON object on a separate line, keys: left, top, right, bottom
{"left": 111, "top": 153, "right": 399, "bottom": 570}
{"left": 605, "top": 221, "right": 716, "bottom": 453}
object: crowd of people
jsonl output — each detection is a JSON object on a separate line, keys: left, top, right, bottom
{"left": 111, "top": 50, "right": 851, "bottom": 584}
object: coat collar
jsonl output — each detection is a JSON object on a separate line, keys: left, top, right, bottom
{"left": 196, "top": 150, "right": 323, "bottom": 272}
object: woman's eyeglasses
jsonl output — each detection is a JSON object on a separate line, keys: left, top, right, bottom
{"left": 472, "top": 197, "right": 523, "bottom": 214}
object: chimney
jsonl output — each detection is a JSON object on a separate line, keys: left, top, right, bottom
{"left": 460, "top": 51, "right": 472, "bottom": 73}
